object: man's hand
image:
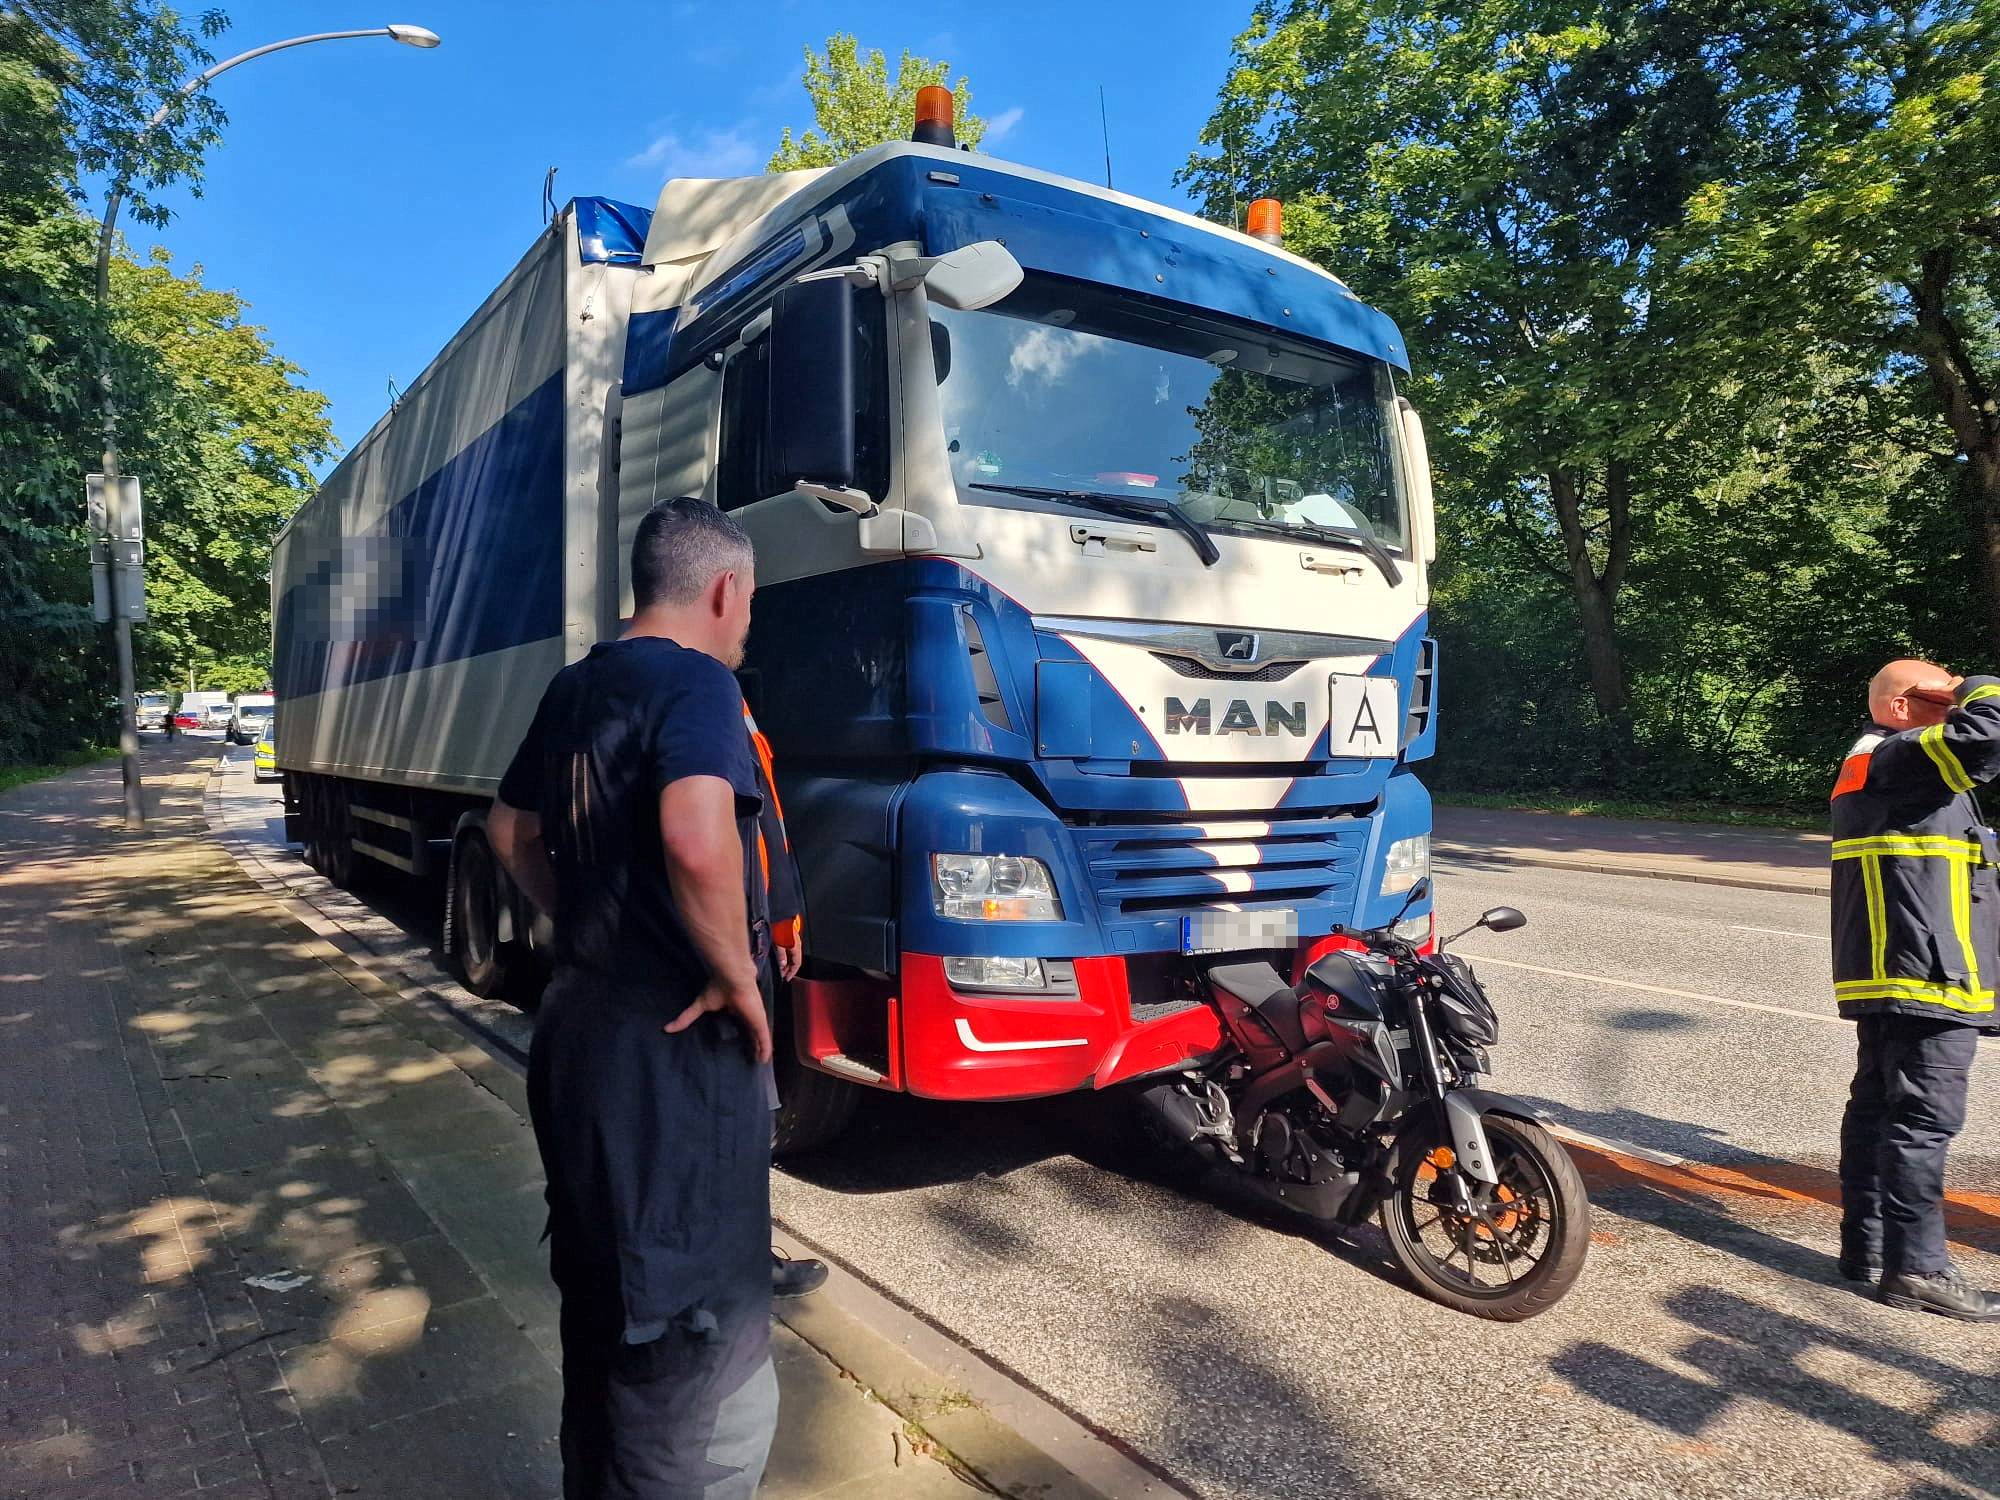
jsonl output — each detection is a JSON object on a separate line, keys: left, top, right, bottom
{"left": 665, "top": 975, "right": 773, "bottom": 1063}
{"left": 777, "top": 936, "right": 802, "bottom": 982}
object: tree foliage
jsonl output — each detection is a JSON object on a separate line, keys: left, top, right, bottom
{"left": 769, "top": 33, "right": 984, "bottom": 171}
{"left": 1, "top": 2, "right": 332, "bottom": 765}
{"left": 1188, "top": 0, "right": 1988, "bottom": 805}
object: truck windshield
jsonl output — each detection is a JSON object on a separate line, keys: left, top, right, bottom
{"left": 929, "top": 280, "right": 1407, "bottom": 554}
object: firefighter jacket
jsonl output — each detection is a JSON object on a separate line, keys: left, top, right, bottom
{"left": 1830, "top": 675, "right": 2000, "bottom": 1028}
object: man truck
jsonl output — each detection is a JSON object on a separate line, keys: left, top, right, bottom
{"left": 271, "top": 96, "right": 1440, "bottom": 1151}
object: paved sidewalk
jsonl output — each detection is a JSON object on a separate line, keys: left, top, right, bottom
{"left": 0, "top": 740, "right": 991, "bottom": 1499}
{"left": 1434, "top": 804, "right": 1831, "bottom": 895}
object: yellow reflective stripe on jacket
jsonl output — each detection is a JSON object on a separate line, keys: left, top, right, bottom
{"left": 1952, "top": 855, "right": 1980, "bottom": 995}
{"left": 1835, "top": 978, "right": 1996, "bottom": 1014}
{"left": 1831, "top": 835, "right": 1981, "bottom": 859}
{"left": 1919, "top": 723, "right": 1975, "bottom": 793}
{"left": 1861, "top": 852, "right": 1887, "bottom": 980}
{"left": 1961, "top": 683, "right": 2000, "bottom": 707}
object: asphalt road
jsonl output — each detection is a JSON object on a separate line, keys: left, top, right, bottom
{"left": 206, "top": 748, "right": 2000, "bottom": 1500}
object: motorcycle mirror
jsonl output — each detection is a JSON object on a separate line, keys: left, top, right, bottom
{"left": 1388, "top": 877, "right": 1431, "bottom": 928}
{"left": 1479, "top": 906, "right": 1527, "bottom": 933}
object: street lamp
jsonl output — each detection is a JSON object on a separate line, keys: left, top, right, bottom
{"left": 93, "top": 25, "right": 441, "bottom": 829}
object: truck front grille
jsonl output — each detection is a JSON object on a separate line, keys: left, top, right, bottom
{"left": 1069, "top": 813, "right": 1369, "bottom": 953}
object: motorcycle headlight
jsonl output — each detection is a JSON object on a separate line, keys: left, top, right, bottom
{"left": 932, "top": 853, "right": 1063, "bottom": 922}
{"left": 1380, "top": 833, "right": 1430, "bottom": 895}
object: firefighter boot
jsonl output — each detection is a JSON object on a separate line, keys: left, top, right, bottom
{"left": 1879, "top": 1265, "right": 2000, "bottom": 1321}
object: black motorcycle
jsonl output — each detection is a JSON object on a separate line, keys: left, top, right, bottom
{"left": 1136, "top": 880, "right": 1590, "bottom": 1320}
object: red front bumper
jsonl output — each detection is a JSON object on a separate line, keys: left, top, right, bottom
{"left": 790, "top": 929, "right": 1423, "bottom": 1104}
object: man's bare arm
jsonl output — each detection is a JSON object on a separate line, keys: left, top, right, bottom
{"left": 488, "top": 799, "right": 557, "bottom": 916}
{"left": 659, "top": 776, "right": 772, "bottom": 1062}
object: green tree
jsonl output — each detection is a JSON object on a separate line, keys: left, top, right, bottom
{"left": 1673, "top": 1, "right": 2000, "bottom": 657}
{"left": 1, "top": 3, "right": 330, "bottom": 764}
{"left": 1184, "top": 0, "right": 1770, "bottom": 754}
{"left": 768, "top": 33, "right": 984, "bottom": 171}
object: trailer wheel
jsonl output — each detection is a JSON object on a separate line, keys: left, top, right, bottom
{"left": 771, "top": 1024, "right": 861, "bottom": 1158}
{"left": 448, "top": 827, "right": 514, "bottom": 998}
{"left": 301, "top": 777, "right": 330, "bottom": 875}
{"left": 320, "top": 780, "right": 357, "bottom": 889}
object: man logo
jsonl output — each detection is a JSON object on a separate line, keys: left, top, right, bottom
{"left": 1217, "top": 631, "right": 1258, "bottom": 662}
{"left": 1164, "top": 697, "right": 1309, "bottom": 737}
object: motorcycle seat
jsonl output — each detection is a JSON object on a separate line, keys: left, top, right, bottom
{"left": 1207, "top": 961, "right": 1310, "bottom": 1054}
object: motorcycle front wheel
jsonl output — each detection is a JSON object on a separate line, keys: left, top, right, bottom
{"left": 1379, "top": 1113, "right": 1591, "bottom": 1321}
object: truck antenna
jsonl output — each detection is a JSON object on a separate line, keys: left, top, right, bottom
{"left": 541, "top": 166, "right": 559, "bottom": 225}
{"left": 1098, "top": 84, "right": 1114, "bottom": 190}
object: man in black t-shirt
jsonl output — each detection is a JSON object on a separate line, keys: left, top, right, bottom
{"left": 488, "top": 498, "right": 777, "bottom": 1498}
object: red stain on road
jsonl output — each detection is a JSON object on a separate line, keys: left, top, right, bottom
{"left": 1569, "top": 1143, "right": 2000, "bottom": 1252}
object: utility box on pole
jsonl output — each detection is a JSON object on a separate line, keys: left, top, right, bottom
{"left": 86, "top": 473, "right": 146, "bottom": 622}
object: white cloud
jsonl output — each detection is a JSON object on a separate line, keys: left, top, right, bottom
{"left": 624, "top": 124, "right": 763, "bottom": 178}
{"left": 985, "top": 106, "right": 1024, "bottom": 143}
{"left": 1008, "top": 325, "right": 1089, "bottom": 389}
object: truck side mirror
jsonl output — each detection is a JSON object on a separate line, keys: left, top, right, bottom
{"left": 1396, "top": 397, "right": 1437, "bottom": 572}
{"left": 767, "top": 275, "right": 859, "bottom": 493}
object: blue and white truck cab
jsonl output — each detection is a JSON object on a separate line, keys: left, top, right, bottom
{"left": 270, "top": 94, "right": 1438, "bottom": 1148}
{"left": 619, "top": 105, "right": 1439, "bottom": 1123}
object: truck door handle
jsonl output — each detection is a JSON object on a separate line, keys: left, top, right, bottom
{"left": 1300, "top": 549, "right": 1365, "bottom": 580}
{"left": 1069, "top": 522, "right": 1158, "bottom": 557}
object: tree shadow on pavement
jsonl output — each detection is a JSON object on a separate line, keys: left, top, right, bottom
{"left": 1553, "top": 1285, "right": 2000, "bottom": 1496}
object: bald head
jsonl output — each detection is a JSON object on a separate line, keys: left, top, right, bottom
{"left": 1870, "top": 658, "right": 1958, "bottom": 730}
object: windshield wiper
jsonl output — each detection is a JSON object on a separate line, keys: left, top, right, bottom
{"left": 1220, "top": 516, "right": 1402, "bottom": 587}
{"left": 968, "top": 483, "right": 1221, "bottom": 567}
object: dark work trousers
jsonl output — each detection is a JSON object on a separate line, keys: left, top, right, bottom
{"left": 1838, "top": 1014, "right": 1980, "bottom": 1276}
{"left": 551, "top": 1253, "right": 776, "bottom": 1500}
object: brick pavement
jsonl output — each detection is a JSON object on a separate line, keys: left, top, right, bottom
{"left": 0, "top": 741, "right": 986, "bottom": 1500}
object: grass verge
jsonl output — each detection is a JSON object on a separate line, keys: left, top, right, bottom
{"left": 0, "top": 746, "right": 117, "bottom": 796}
{"left": 1435, "top": 790, "right": 1822, "bottom": 832}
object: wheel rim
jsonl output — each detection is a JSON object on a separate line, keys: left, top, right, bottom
{"left": 1395, "top": 1126, "right": 1560, "bottom": 1299}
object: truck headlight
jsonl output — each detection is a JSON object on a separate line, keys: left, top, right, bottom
{"left": 1380, "top": 833, "right": 1430, "bottom": 895}
{"left": 932, "top": 854, "right": 1063, "bottom": 921}
{"left": 942, "top": 956, "right": 1078, "bottom": 993}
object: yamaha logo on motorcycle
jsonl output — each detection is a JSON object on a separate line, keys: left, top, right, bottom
{"left": 1134, "top": 881, "right": 1592, "bottom": 1321}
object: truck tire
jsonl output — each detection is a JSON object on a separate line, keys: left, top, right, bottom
{"left": 301, "top": 777, "right": 331, "bottom": 875}
{"left": 447, "top": 826, "right": 514, "bottom": 999}
{"left": 320, "top": 780, "right": 357, "bottom": 889}
{"left": 771, "top": 1040, "right": 861, "bottom": 1158}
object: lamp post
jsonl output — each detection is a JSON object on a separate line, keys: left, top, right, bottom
{"left": 94, "top": 24, "right": 440, "bottom": 829}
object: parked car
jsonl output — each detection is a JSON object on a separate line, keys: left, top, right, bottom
{"left": 172, "top": 710, "right": 202, "bottom": 730}
{"left": 227, "top": 693, "right": 275, "bottom": 745}
{"left": 201, "top": 704, "right": 234, "bottom": 733}
{"left": 253, "top": 719, "right": 279, "bottom": 782}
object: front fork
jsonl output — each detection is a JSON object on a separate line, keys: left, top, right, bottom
{"left": 1406, "top": 989, "right": 1502, "bottom": 1189}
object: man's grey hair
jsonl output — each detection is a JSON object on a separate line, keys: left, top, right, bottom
{"left": 631, "top": 497, "right": 754, "bottom": 609}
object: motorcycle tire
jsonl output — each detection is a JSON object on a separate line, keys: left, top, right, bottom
{"left": 1379, "top": 1113, "right": 1590, "bottom": 1321}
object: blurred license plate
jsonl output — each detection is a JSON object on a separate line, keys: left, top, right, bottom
{"left": 1182, "top": 909, "right": 1299, "bottom": 955}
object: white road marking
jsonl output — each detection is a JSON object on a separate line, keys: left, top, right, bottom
{"left": 1728, "top": 923, "right": 1829, "bottom": 941}
{"left": 1453, "top": 949, "right": 1848, "bottom": 1027}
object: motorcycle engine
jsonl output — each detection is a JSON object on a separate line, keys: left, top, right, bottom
{"left": 1255, "top": 1106, "right": 1347, "bottom": 1185}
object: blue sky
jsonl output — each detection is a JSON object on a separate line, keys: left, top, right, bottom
{"left": 127, "top": 1, "right": 1252, "bottom": 461}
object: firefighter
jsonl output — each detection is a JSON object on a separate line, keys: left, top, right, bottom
{"left": 744, "top": 702, "right": 829, "bottom": 1300}
{"left": 1832, "top": 658, "right": 2000, "bottom": 1320}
